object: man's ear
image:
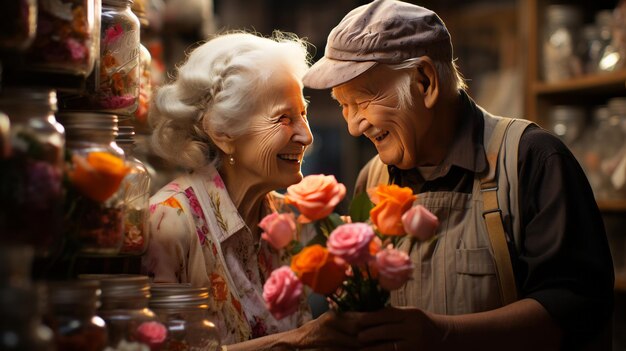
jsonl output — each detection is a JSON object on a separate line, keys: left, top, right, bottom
{"left": 414, "top": 57, "right": 439, "bottom": 109}
{"left": 206, "top": 128, "right": 236, "bottom": 156}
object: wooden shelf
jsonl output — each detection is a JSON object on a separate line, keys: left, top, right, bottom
{"left": 597, "top": 199, "right": 626, "bottom": 212}
{"left": 532, "top": 70, "right": 626, "bottom": 95}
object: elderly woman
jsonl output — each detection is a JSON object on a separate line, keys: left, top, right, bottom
{"left": 144, "top": 32, "right": 354, "bottom": 350}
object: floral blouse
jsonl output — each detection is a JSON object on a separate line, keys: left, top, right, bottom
{"left": 142, "top": 165, "right": 311, "bottom": 344}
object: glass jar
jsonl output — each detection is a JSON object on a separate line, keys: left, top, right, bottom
{"left": 0, "top": 285, "right": 55, "bottom": 351}
{"left": 0, "top": 0, "right": 37, "bottom": 53}
{"left": 45, "top": 280, "right": 108, "bottom": 351}
{"left": 542, "top": 5, "right": 583, "bottom": 82}
{"left": 57, "top": 112, "right": 127, "bottom": 256}
{"left": 0, "top": 89, "right": 65, "bottom": 257}
{"left": 116, "top": 125, "right": 150, "bottom": 255}
{"left": 134, "top": 44, "right": 152, "bottom": 131}
{"left": 547, "top": 105, "right": 586, "bottom": 147}
{"left": 149, "top": 284, "right": 221, "bottom": 351}
{"left": 80, "top": 274, "right": 166, "bottom": 350}
{"left": 95, "top": 0, "right": 141, "bottom": 115}
{"left": 24, "top": 0, "right": 99, "bottom": 76}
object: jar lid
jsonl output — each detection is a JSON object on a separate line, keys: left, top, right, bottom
{"left": 116, "top": 125, "right": 135, "bottom": 144}
{"left": 47, "top": 280, "right": 101, "bottom": 308}
{"left": 607, "top": 97, "right": 626, "bottom": 115}
{"left": 79, "top": 274, "right": 150, "bottom": 301}
{"left": 0, "top": 88, "right": 57, "bottom": 111}
{"left": 57, "top": 112, "right": 119, "bottom": 134}
{"left": 149, "top": 283, "right": 210, "bottom": 309}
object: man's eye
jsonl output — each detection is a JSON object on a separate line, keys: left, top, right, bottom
{"left": 278, "top": 115, "right": 291, "bottom": 124}
{"left": 358, "top": 100, "right": 371, "bottom": 108}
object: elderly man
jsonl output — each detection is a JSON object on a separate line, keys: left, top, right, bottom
{"left": 303, "top": 0, "right": 614, "bottom": 350}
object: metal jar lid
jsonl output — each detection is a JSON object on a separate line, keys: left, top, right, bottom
{"left": 79, "top": 274, "right": 150, "bottom": 301}
{"left": 47, "top": 280, "right": 101, "bottom": 309}
{"left": 149, "top": 283, "right": 210, "bottom": 309}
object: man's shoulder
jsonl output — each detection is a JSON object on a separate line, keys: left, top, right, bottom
{"left": 518, "top": 124, "right": 572, "bottom": 160}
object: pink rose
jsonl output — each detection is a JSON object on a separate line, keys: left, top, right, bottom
{"left": 402, "top": 205, "right": 439, "bottom": 241}
{"left": 285, "top": 174, "right": 346, "bottom": 222}
{"left": 136, "top": 321, "right": 167, "bottom": 349}
{"left": 260, "top": 212, "right": 296, "bottom": 250}
{"left": 375, "top": 246, "right": 413, "bottom": 291}
{"left": 263, "top": 266, "right": 303, "bottom": 320}
{"left": 327, "top": 223, "right": 376, "bottom": 265}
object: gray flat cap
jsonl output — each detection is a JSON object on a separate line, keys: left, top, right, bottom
{"left": 303, "top": 0, "right": 452, "bottom": 89}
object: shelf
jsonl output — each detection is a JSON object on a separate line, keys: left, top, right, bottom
{"left": 532, "top": 70, "right": 626, "bottom": 96}
{"left": 597, "top": 199, "right": 626, "bottom": 212}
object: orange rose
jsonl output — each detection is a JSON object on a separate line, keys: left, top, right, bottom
{"left": 290, "top": 244, "right": 346, "bottom": 295}
{"left": 285, "top": 174, "right": 346, "bottom": 222}
{"left": 70, "top": 152, "right": 130, "bottom": 202}
{"left": 369, "top": 185, "right": 417, "bottom": 235}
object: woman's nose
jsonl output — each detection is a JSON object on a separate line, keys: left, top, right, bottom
{"left": 292, "top": 119, "right": 313, "bottom": 146}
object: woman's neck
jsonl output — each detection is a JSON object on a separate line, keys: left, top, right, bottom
{"left": 219, "top": 166, "right": 270, "bottom": 238}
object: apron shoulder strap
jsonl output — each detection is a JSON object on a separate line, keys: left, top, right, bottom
{"left": 480, "top": 117, "right": 518, "bottom": 305}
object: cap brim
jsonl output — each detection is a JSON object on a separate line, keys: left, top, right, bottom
{"left": 303, "top": 57, "right": 378, "bottom": 89}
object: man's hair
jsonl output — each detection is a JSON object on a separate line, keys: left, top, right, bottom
{"left": 388, "top": 57, "right": 467, "bottom": 110}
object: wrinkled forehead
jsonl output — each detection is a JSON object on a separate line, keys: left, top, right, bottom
{"left": 331, "top": 65, "right": 403, "bottom": 102}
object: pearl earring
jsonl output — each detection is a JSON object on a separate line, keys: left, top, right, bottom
{"left": 228, "top": 154, "right": 235, "bottom": 165}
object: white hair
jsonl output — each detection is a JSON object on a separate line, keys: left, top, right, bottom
{"left": 149, "top": 32, "right": 310, "bottom": 170}
{"left": 387, "top": 57, "right": 467, "bottom": 110}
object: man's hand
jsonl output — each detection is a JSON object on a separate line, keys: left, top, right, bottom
{"left": 289, "top": 310, "right": 360, "bottom": 350}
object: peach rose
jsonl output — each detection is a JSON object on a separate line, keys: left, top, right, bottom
{"left": 369, "top": 185, "right": 417, "bottom": 235}
{"left": 290, "top": 244, "right": 346, "bottom": 295}
{"left": 327, "top": 223, "right": 376, "bottom": 265}
{"left": 402, "top": 205, "right": 439, "bottom": 242}
{"left": 375, "top": 246, "right": 413, "bottom": 291}
{"left": 260, "top": 212, "right": 296, "bottom": 250}
{"left": 285, "top": 174, "right": 347, "bottom": 221}
{"left": 263, "top": 266, "right": 304, "bottom": 320}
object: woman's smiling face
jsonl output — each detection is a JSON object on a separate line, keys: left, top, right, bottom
{"left": 231, "top": 70, "right": 313, "bottom": 190}
{"left": 332, "top": 65, "right": 432, "bottom": 169}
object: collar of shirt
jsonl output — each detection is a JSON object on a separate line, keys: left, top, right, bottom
{"left": 388, "top": 90, "right": 488, "bottom": 183}
{"left": 194, "top": 164, "right": 275, "bottom": 243}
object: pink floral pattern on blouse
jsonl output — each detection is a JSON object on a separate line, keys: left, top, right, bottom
{"left": 142, "top": 165, "right": 311, "bottom": 345}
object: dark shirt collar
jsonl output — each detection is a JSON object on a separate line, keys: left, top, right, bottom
{"left": 389, "top": 90, "right": 488, "bottom": 182}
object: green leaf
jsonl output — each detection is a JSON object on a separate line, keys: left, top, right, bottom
{"left": 289, "top": 240, "right": 303, "bottom": 255}
{"left": 306, "top": 231, "right": 328, "bottom": 247}
{"left": 327, "top": 213, "right": 344, "bottom": 229}
{"left": 349, "top": 192, "right": 374, "bottom": 223}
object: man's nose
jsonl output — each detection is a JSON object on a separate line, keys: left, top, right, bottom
{"left": 347, "top": 113, "right": 371, "bottom": 137}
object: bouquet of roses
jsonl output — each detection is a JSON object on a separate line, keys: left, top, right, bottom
{"left": 261, "top": 174, "right": 439, "bottom": 319}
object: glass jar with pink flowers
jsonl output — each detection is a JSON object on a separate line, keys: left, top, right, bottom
{"left": 24, "top": 0, "right": 99, "bottom": 77}
{"left": 80, "top": 274, "right": 166, "bottom": 350}
{"left": 149, "top": 284, "right": 222, "bottom": 351}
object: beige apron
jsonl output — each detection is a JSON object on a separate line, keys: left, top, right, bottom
{"left": 364, "top": 112, "right": 531, "bottom": 314}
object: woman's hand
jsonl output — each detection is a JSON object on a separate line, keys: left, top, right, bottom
{"left": 288, "top": 310, "right": 360, "bottom": 350}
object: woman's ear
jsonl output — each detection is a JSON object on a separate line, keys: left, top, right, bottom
{"left": 414, "top": 57, "right": 439, "bottom": 109}
{"left": 207, "top": 128, "right": 236, "bottom": 156}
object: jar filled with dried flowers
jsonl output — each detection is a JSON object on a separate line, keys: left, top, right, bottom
{"left": 57, "top": 112, "right": 129, "bottom": 256}
{"left": 0, "top": 89, "right": 65, "bottom": 257}
{"left": 80, "top": 274, "right": 166, "bottom": 350}
{"left": 116, "top": 125, "right": 150, "bottom": 255}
